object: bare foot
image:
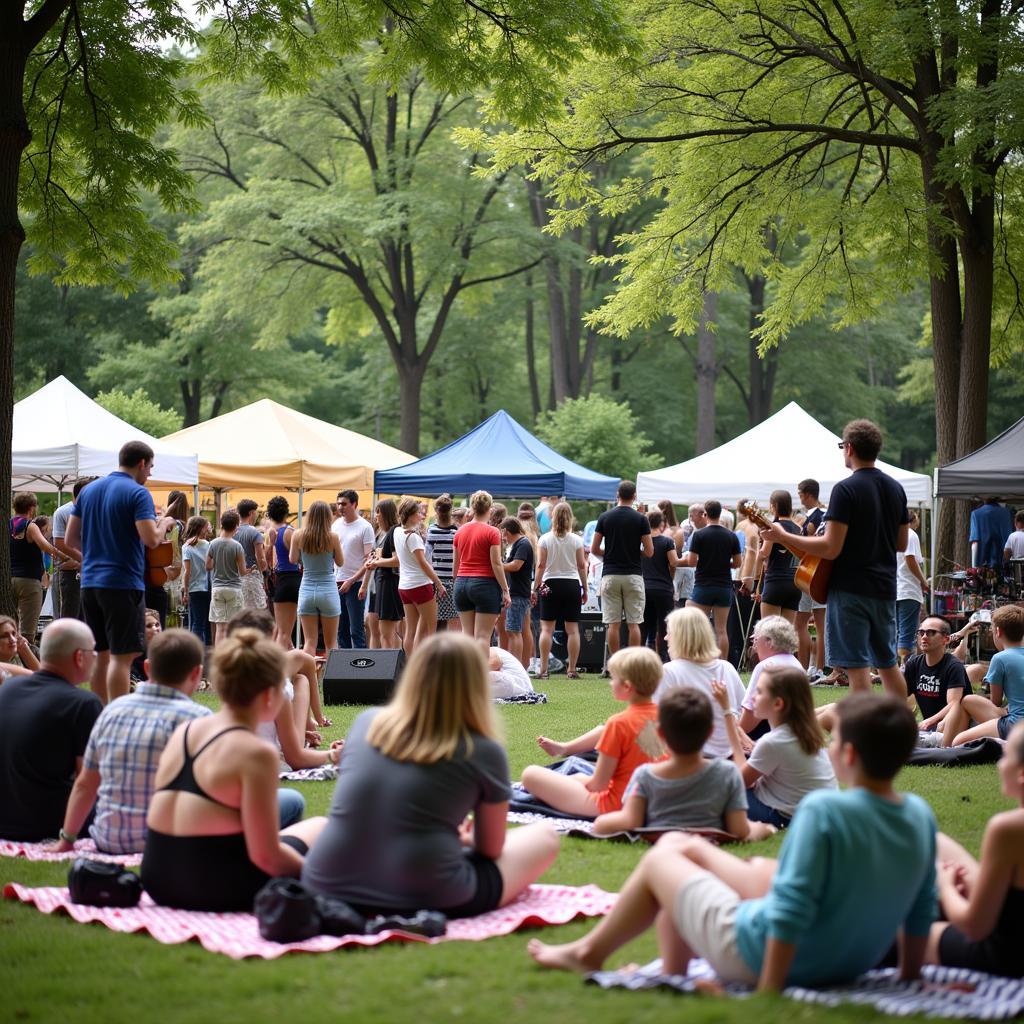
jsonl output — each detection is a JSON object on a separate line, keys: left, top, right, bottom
{"left": 537, "top": 736, "right": 566, "bottom": 758}
{"left": 527, "top": 937, "right": 602, "bottom": 974}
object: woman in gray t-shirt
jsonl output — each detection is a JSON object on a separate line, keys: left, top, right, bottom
{"left": 302, "top": 634, "right": 558, "bottom": 916}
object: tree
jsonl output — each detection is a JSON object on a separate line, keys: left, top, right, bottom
{"left": 2, "top": 0, "right": 626, "bottom": 612}
{"left": 177, "top": 44, "right": 544, "bottom": 453}
{"left": 534, "top": 394, "right": 661, "bottom": 482}
{"left": 95, "top": 388, "right": 182, "bottom": 437}
{"left": 489, "top": 0, "right": 1024, "bottom": 557}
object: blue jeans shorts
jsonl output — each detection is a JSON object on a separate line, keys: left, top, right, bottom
{"left": 690, "top": 584, "right": 734, "bottom": 609}
{"left": 505, "top": 595, "right": 530, "bottom": 632}
{"left": 744, "top": 787, "right": 792, "bottom": 829}
{"left": 895, "top": 599, "right": 922, "bottom": 652}
{"left": 298, "top": 581, "right": 341, "bottom": 617}
{"left": 825, "top": 589, "right": 897, "bottom": 670}
{"left": 454, "top": 576, "right": 502, "bottom": 615}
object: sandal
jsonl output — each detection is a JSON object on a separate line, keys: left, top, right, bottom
{"left": 566, "top": 671, "right": 580, "bottom": 680}
{"left": 537, "top": 672, "right": 549, "bottom": 680}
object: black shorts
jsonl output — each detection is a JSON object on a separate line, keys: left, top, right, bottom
{"left": 761, "top": 579, "right": 801, "bottom": 612}
{"left": 374, "top": 575, "right": 405, "bottom": 622}
{"left": 539, "top": 578, "right": 582, "bottom": 623}
{"left": 350, "top": 851, "right": 503, "bottom": 921}
{"left": 273, "top": 571, "right": 301, "bottom": 604}
{"left": 82, "top": 587, "right": 146, "bottom": 655}
{"left": 938, "top": 922, "right": 1021, "bottom": 978}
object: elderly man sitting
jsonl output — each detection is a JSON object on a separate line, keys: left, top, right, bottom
{"left": 0, "top": 619, "right": 101, "bottom": 841}
{"left": 738, "top": 616, "right": 802, "bottom": 740}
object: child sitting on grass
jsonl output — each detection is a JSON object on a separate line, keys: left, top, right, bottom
{"left": 528, "top": 693, "right": 936, "bottom": 991}
{"left": 593, "top": 688, "right": 776, "bottom": 841}
{"left": 713, "top": 664, "right": 836, "bottom": 828}
{"left": 521, "top": 647, "right": 665, "bottom": 818}
{"left": 945, "top": 604, "right": 1024, "bottom": 746}
{"left": 926, "top": 720, "right": 1024, "bottom": 978}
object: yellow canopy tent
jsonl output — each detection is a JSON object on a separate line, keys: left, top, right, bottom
{"left": 158, "top": 399, "right": 413, "bottom": 518}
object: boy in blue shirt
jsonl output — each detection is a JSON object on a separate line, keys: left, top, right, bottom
{"left": 948, "top": 604, "right": 1024, "bottom": 746}
{"left": 528, "top": 692, "right": 936, "bottom": 991}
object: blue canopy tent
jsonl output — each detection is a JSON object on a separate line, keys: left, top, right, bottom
{"left": 374, "top": 410, "right": 620, "bottom": 500}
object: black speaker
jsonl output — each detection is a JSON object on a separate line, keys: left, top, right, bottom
{"left": 550, "top": 613, "right": 626, "bottom": 672}
{"left": 322, "top": 649, "right": 406, "bottom": 705}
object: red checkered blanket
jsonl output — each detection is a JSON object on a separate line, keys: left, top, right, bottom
{"left": 3, "top": 882, "right": 615, "bottom": 960}
{"left": 0, "top": 839, "right": 141, "bottom": 866}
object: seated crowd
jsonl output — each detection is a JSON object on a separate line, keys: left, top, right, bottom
{"left": 0, "top": 600, "right": 1022, "bottom": 985}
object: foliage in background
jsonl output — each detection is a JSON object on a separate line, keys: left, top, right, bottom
{"left": 95, "top": 389, "right": 182, "bottom": 438}
{"left": 535, "top": 395, "right": 662, "bottom": 481}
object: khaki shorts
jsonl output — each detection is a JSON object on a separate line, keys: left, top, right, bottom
{"left": 241, "top": 572, "right": 267, "bottom": 609}
{"left": 210, "top": 587, "right": 244, "bottom": 623}
{"left": 600, "top": 574, "right": 645, "bottom": 625}
{"left": 672, "top": 872, "right": 758, "bottom": 985}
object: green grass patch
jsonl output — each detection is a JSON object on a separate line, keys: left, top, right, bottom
{"left": 1, "top": 680, "right": 1009, "bottom": 1023}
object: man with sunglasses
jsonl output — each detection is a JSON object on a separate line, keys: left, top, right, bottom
{"left": 760, "top": 419, "right": 909, "bottom": 698}
{"left": 903, "top": 617, "right": 971, "bottom": 743}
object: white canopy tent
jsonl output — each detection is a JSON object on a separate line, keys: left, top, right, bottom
{"left": 636, "top": 402, "right": 932, "bottom": 508}
{"left": 12, "top": 376, "right": 199, "bottom": 492}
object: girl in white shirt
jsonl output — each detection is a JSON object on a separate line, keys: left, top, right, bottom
{"left": 714, "top": 662, "right": 836, "bottom": 827}
{"left": 392, "top": 498, "right": 448, "bottom": 657}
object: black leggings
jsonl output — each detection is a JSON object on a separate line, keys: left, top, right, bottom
{"left": 141, "top": 828, "right": 307, "bottom": 913}
{"left": 642, "top": 589, "right": 674, "bottom": 657}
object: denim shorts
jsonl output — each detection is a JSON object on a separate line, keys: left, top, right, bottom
{"left": 690, "top": 584, "right": 734, "bottom": 609}
{"left": 895, "top": 598, "right": 922, "bottom": 651}
{"left": 454, "top": 576, "right": 502, "bottom": 615}
{"left": 825, "top": 588, "right": 897, "bottom": 670}
{"left": 744, "top": 787, "right": 792, "bottom": 828}
{"left": 505, "top": 595, "right": 531, "bottom": 632}
{"left": 298, "top": 581, "right": 341, "bottom": 618}
{"left": 798, "top": 590, "right": 827, "bottom": 613}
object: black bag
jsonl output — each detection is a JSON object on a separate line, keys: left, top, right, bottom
{"left": 254, "top": 878, "right": 322, "bottom": 942}
{"left": 365, "top": 909, "right": 447, "bottom": 938}
{"left": 67, "top": 858, "right": 143, "bottom": 908}
{"left": 314, "top": 893, "right": 367, "bottom": 937}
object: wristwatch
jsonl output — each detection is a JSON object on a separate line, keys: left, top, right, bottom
{"left": 58, "top": 828, "right": 77, "bottom": 843}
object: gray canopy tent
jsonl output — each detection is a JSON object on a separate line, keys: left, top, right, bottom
{"left": 930, "top": 416, "right": 1024, "bottom": 607}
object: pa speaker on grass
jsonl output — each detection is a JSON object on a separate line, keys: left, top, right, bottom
{"left": 322, "top": 648, "right": 406, "bottom": 705}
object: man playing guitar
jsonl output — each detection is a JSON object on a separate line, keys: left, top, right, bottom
{"left": 759, "top": 420, "right": 909, "bottom": 699}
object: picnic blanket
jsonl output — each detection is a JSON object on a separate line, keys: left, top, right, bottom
{"left": 279, "top": 765, "right": 339, "bottom": 782}
{"left": 506, "top": 811, "right": 733, "bottom": 845}
{"left": 0, "top": 839, "right": 141, "bottom": 866}
{"left": 3, "top": 882, "right": 615, "bottom": 960}
{"left": 494, "top": 691, "right": 548, "bottom": 705}
{"left": 587, "top": 958, "right": 1024, "bottom": 1019}
{"left": 906, "top": 737, "right": 1005, "bottom": 768}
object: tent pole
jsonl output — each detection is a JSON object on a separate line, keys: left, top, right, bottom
{"left": 192, "top": 485, "right": 200, "bottom": 517}
{"left": 930, "top": 469, "right": 939, "bottom": 615}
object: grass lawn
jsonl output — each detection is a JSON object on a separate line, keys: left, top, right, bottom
{"left": 1, "top": 680, "right": 1011, "bottom": 1024}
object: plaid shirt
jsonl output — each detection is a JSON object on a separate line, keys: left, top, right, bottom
{"left": 84, "top": 682, "right": 210, "bottom": 854}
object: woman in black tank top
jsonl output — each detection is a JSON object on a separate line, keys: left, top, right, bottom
{"left": 754, "top": 489, "right": 802, "bottom": 623}
{"left": 928, "top": 722, "right": 1024, "bottom": 977}
{"left": 141, "top": 630, "right": 326, "bottom": 912}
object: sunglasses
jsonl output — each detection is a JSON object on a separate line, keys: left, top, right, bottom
{"left": 917, "top": 628, "right": 945, "bottom": 638}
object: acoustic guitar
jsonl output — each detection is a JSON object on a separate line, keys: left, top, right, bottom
{"left": 738, "top": 499, "right": 832, "bottom": 604}
{"left": 145, "top": 522, "right": 181, "bottom": 588}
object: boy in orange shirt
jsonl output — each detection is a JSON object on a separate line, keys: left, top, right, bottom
{"left": 521, "top": 647, "right": 665, "bottom": 817}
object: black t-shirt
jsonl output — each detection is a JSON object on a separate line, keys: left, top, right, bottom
{"left": 642, "top": 534, "right": 676, "bottom": 594}
{"left": 825, "top": 468, "right": 909, "bottom": 601}
{"left": 689, "top": 524, "right": 740, "bottom": 588}
{"left": 765, "top": 519, "right": 801, "bottom": 584}
{"left": 595, "top": 506, "right": 651, "bottom": 576}
{"left": 903, "top": 652, "right": 971, "bottom": 721}
{"left": 0, "top": 671, "right": 102, "bottom": 841}
{"left": 505, "top": 537, "right": 534, "bottom": 600}
{"left": 803, "top": 507, "right": 825, "bottom": 537}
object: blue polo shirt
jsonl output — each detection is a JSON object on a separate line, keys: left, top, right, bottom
{"left": 72, "top": 471, "right": 156, "bottom": 591}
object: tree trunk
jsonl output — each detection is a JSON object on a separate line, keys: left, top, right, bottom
{"left": 524, "top": 273, "right": 541, "bottom": 419}
{"left": 397, "top": 358, "right": 425, "bottom": 455}
{"left": 180, "top": 379, "right": 202, "bottom": 426}
{"left": 694, "top": 291, "right": 718, "bottom": 454}
{"left": 745, "top": 228, "right": 778, "bottom": 425}
{"left": 0, "top": 39, "right": 30, "bottom": 618}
